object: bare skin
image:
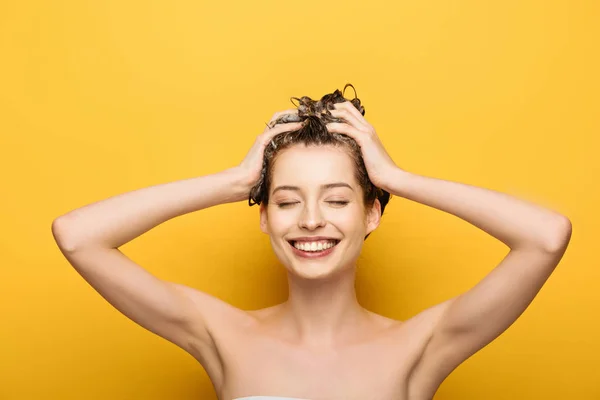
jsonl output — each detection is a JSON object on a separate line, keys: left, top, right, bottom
{"left": 52, "top": 104, "right": 571, "bottom": 400}
{"left": 192, "top": 299, "right": 453, "bottom": 400}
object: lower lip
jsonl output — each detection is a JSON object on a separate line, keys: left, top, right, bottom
{"left": 288, "top": 242, "right": 338, "bottom": 259}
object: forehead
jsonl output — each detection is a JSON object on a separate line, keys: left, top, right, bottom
{"left": 271, "top": 144, "right": 356, "bottom": 187}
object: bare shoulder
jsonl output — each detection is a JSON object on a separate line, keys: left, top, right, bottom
{"left": 174, "top": 283, "right": 255, "bottom": 339}
{"left": 361, "top": 300, "right": 454, "bottom": 339}
{"left": 363, "top": 309, "right": 404, "bottom": 332}
{"left": 245, "top": 303, "right": 283, "bottom": 320}
{"left": 170, "top": 284, "right": 260, "bottom": 391}
{"left": 172, "top": 284, "right": 252, "bottom": 354}
{"left": 404, "top": 299, "right": 455, "bottom": 329}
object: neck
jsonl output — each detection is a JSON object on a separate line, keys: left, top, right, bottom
{"left": 278, "top": 266, "right": 369, "bottom": 348}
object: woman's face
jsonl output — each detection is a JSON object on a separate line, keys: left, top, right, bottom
{"left": 260, "top": 144, "right": 380, "bottom": 280}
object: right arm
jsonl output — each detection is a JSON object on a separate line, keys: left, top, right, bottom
{"left": 51, "top": 167, "right": 251, "bottom": 354}
{"left": 51, "top": 114, "right": 302, "bottom": 361}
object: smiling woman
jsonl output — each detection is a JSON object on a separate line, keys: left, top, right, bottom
{"left": 52, "top": 84, "right": 571, "bottom": 400}
{"left": 256, "top": 143, "right": 382, "bottom": 281}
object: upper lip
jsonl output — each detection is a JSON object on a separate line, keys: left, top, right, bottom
{"left": 287, "top": 236, "right": 341, "bottom": 242}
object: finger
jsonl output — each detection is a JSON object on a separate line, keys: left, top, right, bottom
{"left": 262, "top": 117, "right": 302, "bottom": 133}
{"left": 334, "top": 101, "right": 368, "bottom": 126}
{"left": 326, "top": 122, "right": 364, "bottom": 145}
{"left": 329, "top": 107, "right": 366, "bottom": 130}
{"left": 261, "top": 121, "right": 303, "bottom": 141}
{"left": 264, "top": 108, "right": 300, "bottom": 131}
{"left": 269, "top": 108, "right": 299, "bottom": 123}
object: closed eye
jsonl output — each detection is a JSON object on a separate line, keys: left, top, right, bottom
{"left": 328, "top": 201, "right": 349, "bottom": 206}
{"left": 276, "top": 201, "right": 349, "bottom": 208}
{"left": 277, "top": 202, "right": 299, "bottom": 208}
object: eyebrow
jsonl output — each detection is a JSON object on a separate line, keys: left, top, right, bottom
{"left": 272, "top": 182, "right": 354, "bottom": 195}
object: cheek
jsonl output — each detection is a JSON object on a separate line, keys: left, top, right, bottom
{"left": 267, "top": 209, "right": 296, "bottom": 233}
{"left": 329, "top": 209, "right": 366, "bottom": 233}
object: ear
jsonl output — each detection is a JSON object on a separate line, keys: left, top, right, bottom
{"left": 259, "top": 203, "right": 269, "bottom": 234}
{"left": 365, "top": 198, "right": 382, "bottom": 236}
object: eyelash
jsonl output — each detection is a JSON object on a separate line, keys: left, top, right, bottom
{"left": 277, "top": 201, "right": 349, "bottom": 208}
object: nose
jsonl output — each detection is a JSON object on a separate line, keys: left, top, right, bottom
{"left": 298, "top": 202, "right": 326, "bottom": 230}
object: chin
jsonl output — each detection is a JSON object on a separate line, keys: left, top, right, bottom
{"left": 287, "top": 262, "right": 340, "bottom": 280}
{"left": 286, "top": 258, "right": 358, "bottom": 282}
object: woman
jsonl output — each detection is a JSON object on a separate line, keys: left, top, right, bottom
{"left": 52, "top": 86, "right": 572, "bottom": 400}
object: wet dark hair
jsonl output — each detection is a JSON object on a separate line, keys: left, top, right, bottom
{"left": 248, "top": 84, "right": 391, "bottom": 239}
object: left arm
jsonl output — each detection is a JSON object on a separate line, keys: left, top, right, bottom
{"left": 325, "top": 101, "right": 572, "bottom": 382}
{"left": 389, "top": 169, "right": 572, "bottom": 384}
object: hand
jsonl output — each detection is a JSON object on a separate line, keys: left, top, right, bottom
{"left": 326, "top": 101, "right": 400, "bottom": 191}
{"left": 237, "top": 109, "right": 303, "bottom": 191}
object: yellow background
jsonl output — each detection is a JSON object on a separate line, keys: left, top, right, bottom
{"left": 1, "top": 1, "right": 598, "bottom": 399}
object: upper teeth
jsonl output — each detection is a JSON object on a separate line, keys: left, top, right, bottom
{"left": 293, "top": 240, "right": 337, "bottom": 252}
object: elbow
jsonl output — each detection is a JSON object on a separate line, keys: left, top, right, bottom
{"left": 542, "top": 216, "right": 572, "bottom": 253}
{"left": 51, "top": 216, "right": 79, "bottom": 252}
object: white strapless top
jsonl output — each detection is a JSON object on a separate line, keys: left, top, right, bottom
{"left": 234, "top": 397, "right": 311, "bottom": 400}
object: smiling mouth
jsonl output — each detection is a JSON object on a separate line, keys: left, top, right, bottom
{"left": 287, "top": 239, "right": 341, "bottom": 253}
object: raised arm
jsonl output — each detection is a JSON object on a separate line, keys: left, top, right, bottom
{"left": 51, "top": 167, "right": 251, "bottom": 354}
{"left": 325, "top": 101, "right": 572, "bottom": 394}
{"left": 388, "top": 170, "right": 572, "bottom": 385}
{"left": 51, "top": 115, "right": 302, "bottom": 360}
